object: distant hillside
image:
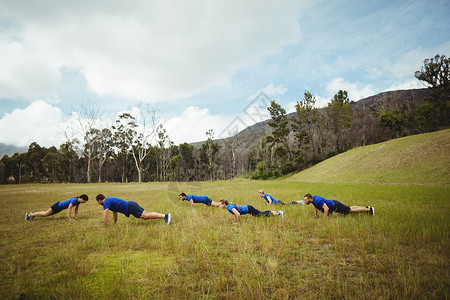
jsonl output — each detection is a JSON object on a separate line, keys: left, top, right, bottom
{"left": 195, "top": 89, "right": 429, "bottom": 150}
{"left": 0, "top": 143, "right": 27, "bottom": 158}
{"left": 287, "top": 129, "right": 449, "bottom": 186}
{"left": 192, "top": 88, "right": 432, "bottom": 172}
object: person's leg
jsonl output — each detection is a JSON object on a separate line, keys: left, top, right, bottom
{"left": 30, "top": 208, "right": 53, "bottom": 217}
{"left": 140, "top": 211, "right": 165, "bottom": 220}
{"left": 349, "top": 206, "right": 371, "bottom": 213}
{"left": 210, "top": 201, "right": 220, "bottom": 207}
{"left": 205, "top": 197, "right": 220, "bottom": 207}
{"left": 247, "top": 205, "right": 263, "bottom": 217}
{"left": 290, "top": 200, "right": 304, "bottom": 205}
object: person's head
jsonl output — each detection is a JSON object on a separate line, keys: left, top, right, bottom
{"left": 179, "top": 193, "right": 187, "bottom": 201}
{"left": 78, "top": 194, "right": 89, "bottom": 203}
{"left": 258, "top": 190, "right": 264, "bottom": 197}
{"left": 303, "top": 193, "right": 313, "bottom": 205}
{"left": 219, "top": 198, "right": 229, "bottom": 209}
{"left": 96, "top": 194, "right": 106, "bottom": 205}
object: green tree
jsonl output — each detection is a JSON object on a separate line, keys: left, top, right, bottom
{"left": 378, "top": 109, "right": 406, "bottom": 138}
{"left": 112, "top": 113, "right": 134, "bottom": 182}
{"left": 178, "top": 142, "right": 196, "bottom": 181}
{"left": 200, "top": 129, "right": 221, "bottom": 181}
{"left": 415, "top": 54, "right": 450, "bottom": 130}
{"left": 415, "top": 54, "right": 450, "bottom": 89}
{"left": 291, "top": 91, "right": 318, "bottom": 163}
{"left": 59, "top": 140, "right": 79, "bottom": 183}
{"left": 156, "top": 124, "right": 174, "bottom": 182}
{"left": 327, "top": 90, "right": 352, "bottom": 152}
{"left": 266, "top": 100, "right": 291, "bottom": 169}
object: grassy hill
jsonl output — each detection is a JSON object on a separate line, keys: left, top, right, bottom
{"left": 288, "top": 129, "right": 450, "bottom": 186}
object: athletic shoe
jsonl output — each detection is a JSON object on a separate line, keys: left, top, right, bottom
{"left": 369, "top": 207, "right": 375, "bottom": 216}
{"left": 25, "top": 212, "right": 34, "bottom": 221}
{"left": 164, "top": 213, "right": 171, "bottom": 225}
{"left": 277, "top": 210, "right": 284, "bottom": 218}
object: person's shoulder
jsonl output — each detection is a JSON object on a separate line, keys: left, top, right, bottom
{"left": 107, "top": 197, "right": 121, "bottom": 201}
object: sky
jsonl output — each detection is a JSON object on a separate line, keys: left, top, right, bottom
{"left": 1, "top": 0, "right": 449, "bottom": 148}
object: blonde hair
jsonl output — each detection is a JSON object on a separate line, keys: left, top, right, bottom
{"left": 258, "top": 190, "right": 264, "bottom": 194}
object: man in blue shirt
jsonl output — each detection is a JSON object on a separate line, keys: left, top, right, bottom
{"left": 179, "top": 193, "right": 220, "bottom": 208}
{"left": 96, "top": 194, "right": 171, "bottom": 227}
{"left": 303, "top": 193, "right": 374, "bottom": 218}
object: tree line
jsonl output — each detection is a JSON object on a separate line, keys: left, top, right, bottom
{"left": 1, "top": 54, "right": 448, "bottom": 184}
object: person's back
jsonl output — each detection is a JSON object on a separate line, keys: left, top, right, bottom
{"left": 103, "top": 197, "right": 129, "bottom": 216}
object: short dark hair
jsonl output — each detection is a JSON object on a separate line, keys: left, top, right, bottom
{"left": 179, "top": 193, "right": 186, "bottom": 197}
{"left": 304, "top": 193, "right": 312, "bottom": 199}
{"left": 96, "top": 194, "right": 106, "bottom": 201}
{"left": 79, "top": 194, "right": 88, "bottom": 201}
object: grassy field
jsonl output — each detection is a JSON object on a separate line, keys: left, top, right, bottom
{"left": 1, "top": 179, "right": 449, "bottom": 299}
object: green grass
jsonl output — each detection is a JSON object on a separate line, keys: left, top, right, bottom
{"left": 1, "top": 180, "right": 449, "bottom": 299}
{"left": 288, "top": 129, "right": 450, "bottom": 186}
{"left": 1, "top": 131, "right": 449, "bottom": 298}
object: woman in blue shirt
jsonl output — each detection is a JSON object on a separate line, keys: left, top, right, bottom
{"left": 258, "top": 190, "right": 303, "bottom": 205}
{"left": 25, "top": 194, "right": 88, "bottom": 221}
{"left": 218, "top": 199, "right": 283, "bottom": 223}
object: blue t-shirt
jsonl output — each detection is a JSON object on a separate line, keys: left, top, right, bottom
{"left": 58, "top": 197, "right": 79, "bottom": 210}
{"left": 227, "top": 204, "right": 249, "bottom": 215}
{"left": 187, "top": 195, "right": 207, "bottom": 204}
{"left": 103, "top": 197, "right": 130, "bottom": 217}
{"left": 312, "top": 196, "right": 335, "bottom": 214}
{"left": 264, "top": 193, "right": 279, "bottom": 204}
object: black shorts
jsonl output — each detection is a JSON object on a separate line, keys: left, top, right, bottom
{"left": 50, "top": 202, "right": 63, "bottom": 214}
{"left": 332, "top": 200, "right": 351, "bottom": 215}
{"left": 205, "top": 197, "right": 213, "bottom": 206}
{"left": 128, "top": 201, "right": 145, "bottom": 218}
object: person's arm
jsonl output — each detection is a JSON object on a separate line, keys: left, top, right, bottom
{"left": 321, "top": 203, "right": 329, "bottom": 218}
{"left": 265, "top": 195, "right": 272, "bottom": 204}
{"left": 189, "top": 199, "right": 194, "bottom": 208}
{"left": 103, "top": 209, "right": 109, "bottom": 228}
{"left": 67, "top": 203, "right": 74, "bottom": 221}
{"left": 113, "top": 211, "right": 118, "bottom": 224}
{"left": 231, "top": 208, "right": 240, "bottom": 223}
{"left": 314, "top": 207, "right": 318, "bottom": 218}
{"left": 74, "top": 204, "right": 79, "bottom": 219}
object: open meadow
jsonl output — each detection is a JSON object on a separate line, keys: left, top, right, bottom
{"left": 1, "top": 180, "right": 449, "bottom": 299}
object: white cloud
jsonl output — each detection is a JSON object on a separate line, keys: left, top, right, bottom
{"left": 384, "top": 80, "right": 424, "bottom": 92}
{"left": 0, "top": 0, "right": 311, "bottom": 101}
{"left": 326, "top": 77, "right": 374, "bottom": 101}
{"left": 0, "top": 101, "right": 66, "bottom": 147}
{"left": 163, "top": 106, "right": 230, "bottom": 144}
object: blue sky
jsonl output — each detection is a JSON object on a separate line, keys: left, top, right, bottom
{"left": 1, "top": 0, "right": 449, "bottom": 147}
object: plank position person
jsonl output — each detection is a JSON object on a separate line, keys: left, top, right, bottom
{"left": 303, "top": 193, "right": 374, "bottom": 218}
{"left": 258, "top": 190, "right": 303, "bottom": 205}
{"left": 96, "top": 194, "right": 171, "bottom": 227}
{"left": 25, "top": 194, "right": 89, "bottom": 221}
{"left": 218, "top": 199, "right": 283, "bottom": 223}
{"left": 179, "top": 193, "right": 220, "bottom": 208}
